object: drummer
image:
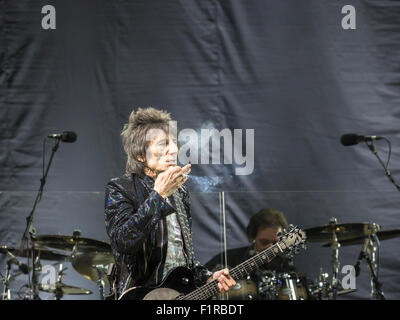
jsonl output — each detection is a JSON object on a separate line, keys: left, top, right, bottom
{"left": 205, "top": 208, "right": 297, "bottom": 278}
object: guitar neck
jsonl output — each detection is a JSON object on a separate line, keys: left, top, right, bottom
{"left": 180, "top": 242, "right": 284, "bottom": 300}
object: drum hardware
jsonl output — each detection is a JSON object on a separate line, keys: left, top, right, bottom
{"left": 0, "top": 246, "right": 33, "bottom": 300}
{"left": 35, "top": 231, "right": 114, "bottom": 299}
{"left": 243, "top": 275, "right": 256, "bottom": 300}
{"left": 317, "top": 269, "right": 330, "bottom": 299}
{"left": 0, "top": 244, "right": 71, "bottom": 300}
{"left": 1, "top": 247, "right": 29, "bottom": 300}
{"left": 258, "top": 271, "right": 277, "bottom": 300}
{"left": 71, "top": 251, "right": 115, "bottom": 287}
{"left": 322, "top": 229, "right": 400, "bottom": 247}
{"left": 1, "top": 132, "right": 105, "bottom": 300}
{"left": 328, "top": 288, "right": 357, "bottom": 298}
{"left": 216, "top": 275, "right": 258, "bottom": 300}
{"left": 361, "top": 234, "right": 385, "bottom": 300}
{"left": 259, "top": 271, "right": 310, "bottom": 300}
{"left": 305, "top": 222, "right": 381, "bottom": 244}
{"left": 0, "top": 245, "right": 70, "bottom": 262}
{"left": 320, "top": 225, "right": 392, "bottom": 300}
{"left": 280, "top": 273, "right": 309, "bottom": 300}
{"left": 309, "top": 268, "right": 359, "bottom": 300}
{"left": 2, "top": 216, "right": 393, "bottom": 300}
{"left": 34, "top": 234, "right": 111, "bottom": 253}
{"left": 1, "top": 230, "right": 114, "bottom": 300}
{"left": 329, "top": 218, "right": 340, "bottom": 300}
{"left": 1, "top": 261, "right": 12, "bottom": 300}
{"left": 31, "top": 253, "right": 42, "bottom": 299}
{"left": 305, "top": 219, "right": 383, "bottom": 300}
{"left": 38, "top": 264, "right": 92, "bottom": 300}
{"left": 307, "top": 224, "right": 390, "bottom": 301}
{"left": 309, "top": 268, "right": 332, "bottom": 300}
{"left": 35, "top": 231, "right": 116, "bottom": 299}
{"left": 279, "top": 274, "right": 295, "bottom": 300}
{"left": 94, "top": 265, "right": 107, "bottom": 300}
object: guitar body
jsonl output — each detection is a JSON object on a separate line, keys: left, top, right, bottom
{"left": 119, "top": 267, "right": 196, "bottom": 300}
{"left": 118, "top": 227, "right": 306, "bottom": 300}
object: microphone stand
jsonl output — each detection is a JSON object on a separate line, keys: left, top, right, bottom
{"left": 362, "top": 141, "right": 388, "bottom": 299}
{"left": 365, "top": 140, "right": 400, "bottom": 192}
{"left": 1, "top": 264, "right": 11, "bottom": 300}
{"left": 18, "top": 138, "right": 61, "bottom": 299}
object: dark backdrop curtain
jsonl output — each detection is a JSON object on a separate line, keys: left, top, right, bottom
{"left": 1, "top": 0, "right": 399, "bottom": 299}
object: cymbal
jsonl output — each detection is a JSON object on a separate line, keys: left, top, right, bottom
{"left": 72, "top": 251, "right": 115, "bottom": 287}
{"left": 305, "top": 222, "right": 381, "bottom": 243}
{"left": 34, "top": 235, "right": 111, "bottom": 253}
{"left": 39, "top": 282, "right": 92, "bottom": 295}
{"left": 322, "top": 229, "right": 400, "bottom": 247}
{"left": 0, "top": 245, "right": 70, "bottom": 261}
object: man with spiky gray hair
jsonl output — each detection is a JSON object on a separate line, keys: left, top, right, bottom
{"left": 104, "top": 107, "right": 236, "bottom": 300}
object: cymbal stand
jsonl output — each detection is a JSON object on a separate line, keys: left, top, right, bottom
{"left": 313, "top": 268, "right": 330, "bottom": 300}
{"left": 365, "top": 235, "right": 385, "bottom": 300}
{"left": 54, "top": 264, "right": 67, "bottom": 300}
{"left": 330, "top": 218, "right": 340, "bottom": 300}
{"left": 1, "top": 263, "right": 11, "bottom": 300}
{"left": 31, "top": 243, "right": 42, "bottom": 299}
{"left": 94, "top": 265, "right": 106, "bottom": 300}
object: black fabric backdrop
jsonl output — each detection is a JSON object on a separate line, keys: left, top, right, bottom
{"left": 0, "top": 0, "right": 399, "bottom": 299}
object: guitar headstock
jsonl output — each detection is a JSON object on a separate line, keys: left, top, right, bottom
{"left": 278, "top": 225, "right": 307, "bottom": 255}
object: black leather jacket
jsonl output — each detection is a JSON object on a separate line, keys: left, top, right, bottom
{"left": 104, "top": 173, "right": 212, "bottom": 298}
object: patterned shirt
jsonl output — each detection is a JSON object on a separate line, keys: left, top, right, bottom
{"left": 142, "top": 177, "right": 189, "bottom": 281}
{"left": 162, "top": 211, "right": 188, "bottom": 279}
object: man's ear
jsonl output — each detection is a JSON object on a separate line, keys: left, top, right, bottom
{"left": 137, "top": 155, "right": 145, "bottom": 162}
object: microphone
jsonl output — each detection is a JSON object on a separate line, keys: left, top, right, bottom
{"left": 340, "top": 134, "right": 383, "bottom": 146}
{"left": 354, "top": 238, "right": 369, "bottom": 277}
{"left": 47, "top": 131, "right": 77, "bottom": 143}
{"left": 6, "top": 251, "right": 30, "bottom": 274}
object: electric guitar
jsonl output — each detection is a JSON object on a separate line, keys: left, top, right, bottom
{"left": 119, "top": 226, "right": 306, "bottom": 300}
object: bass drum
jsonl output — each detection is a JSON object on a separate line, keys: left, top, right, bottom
{"left": 259, "top": 272, "right": 309, "bottom": 300}
{"left": 216, "top": 276, "right": 258, "bottom": 300}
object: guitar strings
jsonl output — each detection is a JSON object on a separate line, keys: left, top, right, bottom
{"left": 181, "top": 232, "right": 303, "bottom": 300}
{"left": 180, "top": 240, "right": 288, "bottom": 300}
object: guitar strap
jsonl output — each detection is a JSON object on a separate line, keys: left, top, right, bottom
{"left": 172, "top": 190, "right": 195, "bottom": 268}
{"left": 140, "top": 174, "right": 195, "bottom": 269}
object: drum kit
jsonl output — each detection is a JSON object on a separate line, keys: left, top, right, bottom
{"left": 1, "top": 218, "right": 399, "bottom": 300}
{"left": 0, "top": 136, "right": 116, "bottom": 300}
{"left": 217, "top": 218, "right": 400, "bottom": 300}
{"left": 0, "top": 230, "right": 115, "bottom": 300}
